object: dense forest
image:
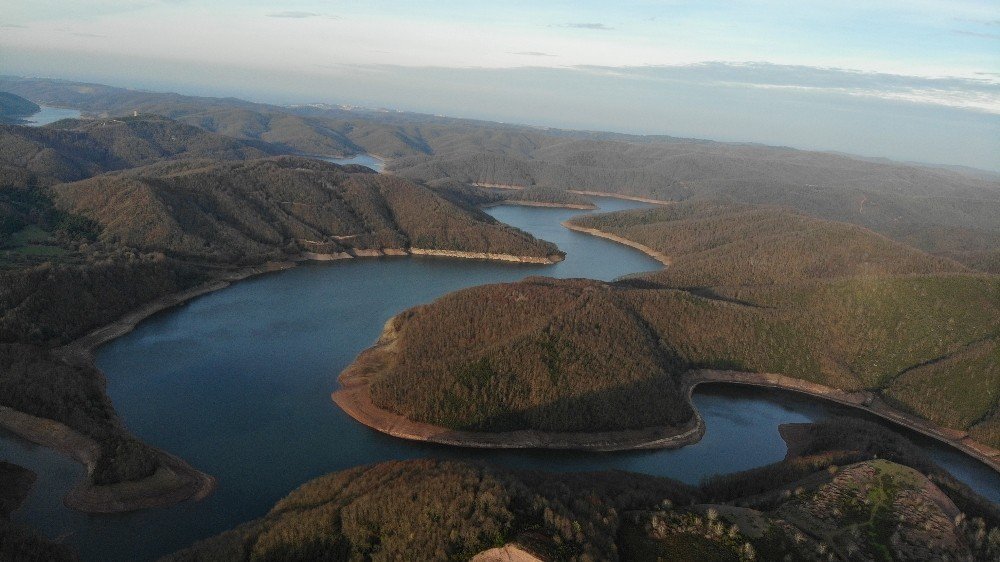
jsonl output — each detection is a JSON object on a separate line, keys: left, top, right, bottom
{"left": 0, "top": 115, "right": 279, "bottom": 187}
{"left": 360, "top": 203, "right": 1000, "bottom": 446}
{"left": 52, "top": 157, "right": 561, "bottom": 263}
{"left": 571, "top": 202, "right": 964, "bottom": 286}
{"left": 4, "top": 77, "right": 996, "bottom": 272}
{"left": 0, "top": 92, "right": 41, "bottom": 123}
{"left": 164, "top": 418, "right": 1000, "bottom": 561}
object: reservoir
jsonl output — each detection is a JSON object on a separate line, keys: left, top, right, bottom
{"left": 22, "top": 105, "right": 83, "bottom": 126}
{"left": 4, "top": 196, "right": 998, "bottom": 561}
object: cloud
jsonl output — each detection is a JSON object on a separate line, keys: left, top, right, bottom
{"left": 267, "top": 11, "right": 320, "bottom": 19}
{"left": 953, "top": 30, "right": 1000, "bottom": 40}
{"left": 511, "top": 51, "right": 556, "bottom": 57}
{"left": 558, "top": 23, "right": 613, "bottom": 31}
{"left": 0, "top": 23, "right": 26, "bottom": 28}
{"left": 70, "top": 31, "right": 108, "bottom": 38}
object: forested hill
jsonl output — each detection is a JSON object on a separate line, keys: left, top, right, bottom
{"left": 0, "top": 114, "right": 280, "bottom": 186}
{"left": 52, "top": 156, "right": 562, "bottom": 263}
{"left": 4, "top": 76, "right": 996, "bottom": 272}
{"left": 0, "top": 115, "right": 560, "bottom": 504}
{"left": 0, "top": 92, "right": 40, "bottom": 123}
{"left": 165, "top": 419, "right": 1000, "bottom": 561}
{"left": 570, "top": 202, "right": 965, "bottom": 287}
{"left": 354, "top": 202, "right": 1000, "bottom": 449}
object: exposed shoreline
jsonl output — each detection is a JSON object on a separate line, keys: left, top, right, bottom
{"left": 0, "top": 406, "right": 215, "bottom": 513}
{"left": 481, "top": 200, "right": 597, "bottom": 210}
{"left": 7, "top": 244, "right": 563, "bottom": 514}
{"left": 560, "top": 222, "right": 672, "bottom": 266}
{"left": 332, "top": 317, "right": 705, "bottom": 452}
{"left": 471, "top": 182, "right": 672, "bottom": 206}
{"left": 331, "top": 319, "right": 1000, "bottom": 473}
{"left": 332, "top": 221, "right": 999, "bottom": 475}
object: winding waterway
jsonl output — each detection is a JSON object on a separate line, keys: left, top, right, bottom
{"left": 3, "top": 196, "right": 998, "bottom": 561}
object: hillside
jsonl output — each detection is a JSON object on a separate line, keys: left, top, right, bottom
{"left": 52, "top": 157, "right": 561, "bottom": 263}
{"left": 569, "top": 202, "right": 964, "bottom": 287}
{"left": 4, "top": 77, "right": 996, "bottom": 272}
{"left": 163, "top": 419, "right": 1000, "bottom": 561}
{"left": 350, "top": 274, "right": 999, "bottom": 445}
{"left": 1, "top": 134, "right": 562, "bottom": 510}
{"left": 338, "top": 204, "right": 1000, "bottom": 449}
{"left": 0, "top": 92, "right": 40, "bottom": 123}
{"left": 0, "top": 114, "right": 280, "bottom": 187}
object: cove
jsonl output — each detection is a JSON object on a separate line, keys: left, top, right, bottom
{"left": 22, "top": 105, "right": 82, "bottom": 126}
{"left": 4, "top": 197, "right": 998, "bottom": 561}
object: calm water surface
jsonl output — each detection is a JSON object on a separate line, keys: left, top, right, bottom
{"left": 321, "top": 154, "right": 385, "bottom": 172}
{"left": 3, "top": 197, "right": 998, "bottom": 561}
{"left": 22, "top": 106, "right": 82, "bottom": 126}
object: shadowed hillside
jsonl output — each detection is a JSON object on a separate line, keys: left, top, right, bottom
{"left": 163, "top": 419, "right": 1000, "bottom": 561}
{"left": 0, "top": 92, "right": 40, "bottom": 123}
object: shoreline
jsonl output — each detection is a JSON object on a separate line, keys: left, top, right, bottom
{"left": 481, "top": 200, "right": 597, "bottom": 211}
{"left": 0, "top": 406, "right": 216, "bottom": 513}
{"left": 331, "top": 317, "right": 705, "bottom": 452}
{"left": 560, "top": 222, "right": 672, "bottom": 266}
{"left": 13, "top": 242, "right": 565, "bottom": 513}
{"left": 331, "top": 321, "right": 1000, "bottom": 472}
{"left": 471, "top": 182, "right": 673, "bottom": 206}
{"left": 331, "top": 219, "right": 999, "bottom": 474}
{"left": 54, "top": 248, "right": 561, "bottom": 366}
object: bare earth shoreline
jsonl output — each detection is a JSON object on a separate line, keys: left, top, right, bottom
{"left": 332, "top": 221, "right": 1000, "bottom": 475}
{"left": 332, "top": 318, "right": 1000, "bottom": 471}
{"left": 7, "top": 192, "right": 997, "bottom": 516}
{"left": 2, "top": 245, "right": 563, "bottom": 514}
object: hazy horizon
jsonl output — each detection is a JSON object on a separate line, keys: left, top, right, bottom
{"left": 2, "top": 1, "right": 998, "bottom": 170}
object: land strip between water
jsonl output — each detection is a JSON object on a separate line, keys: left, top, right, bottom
{"left": 332, "top": 221, "right": 1000, "bottom": 475}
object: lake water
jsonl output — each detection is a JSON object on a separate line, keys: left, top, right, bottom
{"left": 321, "top": 154, "right": 385, "bottom": 172}
{"left": 3, "top": 197, "right": 998, "bottom": 561}
{"left": 22, "top": 105, "right": 82, "bottom": 126}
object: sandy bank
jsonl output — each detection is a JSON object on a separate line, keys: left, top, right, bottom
{"left": 471, "top": 182, "right": 673, "bottom": 206}
{"left": 561, "top": 222, "right": 672, "bottom": 266}
{"left": 482, "top": 200, "right": 597, "bottom": 210}
{"left": 566, "top": 190, "right": 672, "bottom": 205}
{"left": 0, "top": 407, "right": 215, "bottom": 513}
{"left": 471, "top": 544, "right": 544, "bottom": 562}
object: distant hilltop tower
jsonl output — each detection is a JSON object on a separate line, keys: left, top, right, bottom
{"left": 133, "top": 110, "right": 139, "bottom": 117}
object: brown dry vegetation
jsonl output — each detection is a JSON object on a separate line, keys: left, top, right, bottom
{"left": 52, "top": 157, "right": 560, "bottom": 263}
{"left": 0, "top": 119, "right": 559, "bottom": 489}
{"left": 360, "top": 203, "right": 999, "bottom": 446}
{"left": 164, "top": 419, "right": 1000, "bottom": 561}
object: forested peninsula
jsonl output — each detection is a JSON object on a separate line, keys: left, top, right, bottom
{"left": 335, "top": 202, "right": 1000, "bottom": 469}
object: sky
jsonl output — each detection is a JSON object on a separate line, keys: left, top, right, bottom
{"left": 1, "top": 1, "right": 998, "bottom": 169}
